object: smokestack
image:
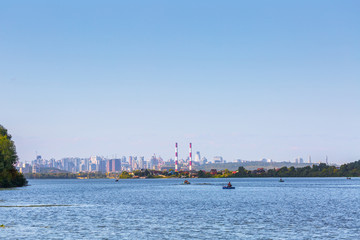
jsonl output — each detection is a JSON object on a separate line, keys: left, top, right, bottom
{"left": 189, "top": 143, "right": 192, "bottom": 171}
{"left": 175, "top": 143, "right": 178, "bottom": 172}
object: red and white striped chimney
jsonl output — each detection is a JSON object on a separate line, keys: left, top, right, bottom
{"left": 175, "top": 142, "right": 178, "bottom": 172}
{"left": 189, "top": 142, "right": 192, "bottom": 171}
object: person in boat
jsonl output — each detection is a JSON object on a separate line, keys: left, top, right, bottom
{"left": 227, "top": 182, "right": 232, "bottom": 188}
{"left": 184, "top": 180, "right": 190, "bottom": 184}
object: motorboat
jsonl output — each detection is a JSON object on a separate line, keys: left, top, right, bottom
{"left": 183, "top": 180, "right": 191, "bottom": 184}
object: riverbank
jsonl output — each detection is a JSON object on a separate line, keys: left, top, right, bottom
{"left": 23, "top": 160, "right": 360, "bottom": 179}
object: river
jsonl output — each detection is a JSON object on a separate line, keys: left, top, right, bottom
{"left": 1, "top": 178, "right": 359, "bottom": 239}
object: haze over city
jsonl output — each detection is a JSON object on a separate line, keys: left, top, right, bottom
{"left": 1, "top": 1, "right": 359, "bottom": 164}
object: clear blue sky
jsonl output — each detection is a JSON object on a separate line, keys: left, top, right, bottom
{"left": 1, "top": 0, "right": 359, "bottom": 164}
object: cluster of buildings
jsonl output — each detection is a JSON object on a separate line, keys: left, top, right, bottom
{"left": 160, "top": 152, "right": 205, "bottom": 171}
{"left": 15, "top": 142, "right": 328, "bottom": 174}
{"left": 236, "top": 155, "right": 329, "bottom": 165}
{"left": 16, "top": 155, "right": 166, "bottom": 174}
{"left": 16, "top": 143, "right": 209, "bottom": 174}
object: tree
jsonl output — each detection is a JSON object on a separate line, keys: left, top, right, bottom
{"left": 0, "top": 125, "right": 27, "bottom": 188}
{"left": 198, "top": 170, "right": 206, "bottom": 178}
{"left": 144, "top": 169, "right": 150, "bottom": 176}
{"left": 119, "top": 171, "right": 131, "bottom": 179}
{"left": 236, "top": 167, "right": 248, "bottom": 177}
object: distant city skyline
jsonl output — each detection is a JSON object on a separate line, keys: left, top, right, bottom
{"left": 2, "top": 1, "right": 359, "bottom": 164}
{"left": 19, "top": 150, "right": 333, "bottom": 166}
{"left": 18, "top": 152, "right": 319, "bottom": 175}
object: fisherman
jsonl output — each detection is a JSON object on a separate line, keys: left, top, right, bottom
{"left": 227, "top": 182, "right": 232, "bottom": 187}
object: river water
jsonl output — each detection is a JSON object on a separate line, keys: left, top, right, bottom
{"left": 1, "top": 178, "right": 360, "bottom": 239}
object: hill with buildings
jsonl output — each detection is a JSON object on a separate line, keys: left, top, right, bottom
{"left": 195, "top": 161, "right": 315, "bottom": 172}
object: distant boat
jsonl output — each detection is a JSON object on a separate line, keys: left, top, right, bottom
{"left": 115, "top": 179, "right": 119, "bottom": 182}
{"left": 279, "top": 178, "right": 284, "bottom": 182}
{"left": 223, "top": 182, "right": 234, "bottom": 189}
{"left": 346, "top": 177, "right": 351, "bottom": 180}
{"left": 183, "top": 180, "right": 191, "bottom": 184}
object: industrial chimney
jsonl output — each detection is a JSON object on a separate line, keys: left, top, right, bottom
{"left": 189, "top": 143, "right": 192, "bottom": 171}
{"left": 175, "top": 142, "right": 178, "bottom": 172}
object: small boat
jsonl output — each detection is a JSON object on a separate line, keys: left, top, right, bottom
{"left": 279, "top": 178, "right": 284, "bottom": 182}
{"left": 347, "top": 177, "right": 351, "bottom": 180}
{"left": 183, "top": 180, "right": 191, "bottom": 184}
{"left": 223, "top": 186, "right": 235, "bottom": 189}
{"left": 115, "top": 179, "right": 119, "bottom": 182}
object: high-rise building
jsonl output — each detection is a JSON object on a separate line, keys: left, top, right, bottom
{"left": 106, "top": 159, "right": 113, "bottom": 173}
{"left": 90, "top": 156, "right": 98, "bottom": 164}
{"left": 50, "top": 158, "right": 56, "bottom": 168}
{"left": 133, "top": 156, "right": 138, "bottom": 170}
{"left": 195, "top": 151, "right": 201, "bottom": 162}
{"left": 149, "top": 155, "right": 159, "bottom": 170}
{"left": 129, "top": 156, "right": 133, "bottom": 171}
{"left": 295, "top": 157, "right": 303, "bottom": 164}
{"left": 201, "top": 157, "right": 207, "bottom": 165}
{"left": 32, "top": 164, "right": 39, "bottom": 173}
{"left": 139, "top": 156, "right": 145, "bottom": 169}
{"left": 20, "top": 163, "right": 31, "bottom": 173}
{"left": 89, "top": 163, "right": 97, "bottom": 172}
{"left": 157, "top": 156, "right": 164, "bottom": 170}
{"left": 75, "top": 158, "right": 81, "bottom": 172}
{"left": 112, "top": 159, "right": 121, "bottom": 172}
{"left": 99, "top": 159, "right": 106, "bottom": 173}
{"left": 89, "top": 156, "right": 101, "bottom": 172}
{"left": 213, "top": 156, "right": 223, "bottom": 163}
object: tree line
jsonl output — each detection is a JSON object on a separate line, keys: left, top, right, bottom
{"left": 197, "top": 161, "right": 360, "bottom": 178}
{"left": 0, "top": 125, "right": 27, "bottom": 188}
{"left": 22, "top": 160, "right": 360, "bottom": 179}
{"left": 25, "top": 172, "right": 108, "bottom": 179}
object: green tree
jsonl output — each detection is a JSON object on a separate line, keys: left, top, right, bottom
{"left": 197, "top": 170, "right": 206, "bottom": 178}
{"left": 119, "top": 171, "right": 131, "bottom": 179}
{"left": 0, "top": 125, "right": 27, "bottom": 188}
{"left": 144, "top": 169, "right": 150, "bottom": 176}
{"left": 236, "top": 167, "right": 248, "bottom": 177}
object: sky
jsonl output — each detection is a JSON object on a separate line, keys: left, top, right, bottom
{"left": 1, "top": 0, "right": 359, "bottom": 164}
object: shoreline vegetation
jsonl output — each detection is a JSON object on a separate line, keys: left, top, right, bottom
{"left": 0, "top": 125, "right": 27, "bottom": 188}
{"left": 24, "top": 160, "right": 360, "bottom": 179}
